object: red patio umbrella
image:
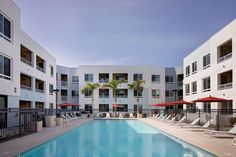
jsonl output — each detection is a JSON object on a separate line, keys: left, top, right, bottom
{"left": 156, "top": 102, "right": 174, "bottom": 107}
{"left": 112, "top": 104, "right": 120, "bottom": 108}
{"left": 192, "top": 95, "right": 229, "bottom": 103}
{"left": 171, "top": 100, "right": 193, "bottom": 105}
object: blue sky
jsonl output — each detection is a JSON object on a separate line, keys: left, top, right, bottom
{"left": 14, "top": 0, "right": 236, "bottom": 67}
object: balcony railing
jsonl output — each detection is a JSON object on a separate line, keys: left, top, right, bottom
{"left": 35, "top": 89, "right": 44, "bottom": 93}
{"left": 99, "top": 79, "right": 109, "bottom": 83}
{"left": 218, "top": 82, "right": 233, "bottom": 90}
{"left": 115, "top": 95, "right": 128, "bottom": 98}
{"left": 21, "top": 85, "right": 32, "bottom": 90}
{"left": 61, "top": 81, "right": 68, "bottom": 86}
{"left": 202, "top": 88, "right": 211, "bottom": 92}
{"left": 177, "top": 81, "right": 183, "bottom": 87}
{"left": 217, "top": 53, "right": 232, "bottom": 63}
{"left": 152, "top": 95, "right": 160, "bottom": 99}
{"left": 36, "top": 66, "right": 45, "bottom": 73}
{"left": 61, "top": 96, "right": 68, "bottom": 101}
{"left": 99, "top": 95, "right": 109, "bottom": 98}
{"left": 21, "top": 57, "right": 33, "bottom": 66}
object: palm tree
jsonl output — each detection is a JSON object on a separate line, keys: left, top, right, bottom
{"left": 81, "top": 83, "right": 100, "bottom": 113}
{"left": 102, "top": 79, "right": 124, "bottom": 116}
{"left": 128, "top": 80, "right": 145, "bottom": 118}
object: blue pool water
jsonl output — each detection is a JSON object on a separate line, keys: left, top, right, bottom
{"left": 20, "top": 120, "right": 217, "bottom": 157}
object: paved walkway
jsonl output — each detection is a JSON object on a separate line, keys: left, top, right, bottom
{"left": 0, "top": 118, "right": 92, "bottom": 157}
{"left": 140, "top": 118, "right": 236, "bottom": 157}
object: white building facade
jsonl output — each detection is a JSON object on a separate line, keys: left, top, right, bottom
{"left": 0, "top": 0, "right": 56, "bottom": 109}
{"left": 57, "top": 65, "right": 183, "bottom": 113}
{"left": 183, "top": 19, "right": 236, "bottom": 110}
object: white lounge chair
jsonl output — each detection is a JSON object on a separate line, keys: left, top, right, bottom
{"left": 129, "top": 113, "right": 134, "bottom": 118}
{"left": 105, "top": 113, "right": 110, "bottom": 118}
{"left": 204, "top": 125, "right": 236, "bottom": 138}
{"left": 161, "top": 115, "right": 171, "bottom": 121}
{"left": 177, "top": 118, "right": 200, "bottom": 127}
{"left": 119, "top": 113, "right": 123, "bottom": 118}
{"left": 166, "top": 116, "right": 176, "bottom": 123}
{"left": 184, "top": 119, "right": 215, "bottom": 130}
{"left": 232, "top": 137, "right": 236, "bottom": 146}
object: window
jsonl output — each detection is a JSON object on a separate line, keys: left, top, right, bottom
{"left": 152, "top": 75, "right": 160, "bottom": 83}
{"left": 85, "top": 74, "right": 93, "bottom": 82}
{"left": 21, "top": 45, "right": 33, "bottom": 66}
{"left": 165, "top": 90, "right": 173, "bottom": 97}
{"left": 217, "top": 40, "right": 232, "bottom": 63}
{"left": 49, "top": 84, "right": 53, "bottom": 95}
{"left": 0, "top": 54, "right": 11, "bottom": 80}
{"left": 99, "top": 104, "right": 109, "bottom": 112}
{"left": 185, "top": 65, "right": 190, "bottom": 77}
{"left": 99, "top": 89, "right": 109, "bottom": 98}
{"left": 192, "top": 61, "right": 197, "bottom": 74}
{"left": 192, "top": 81, "right": 197, "bottom": 94}
{"left": 85, "top": 104, "right": 92, "bottom": 113}
{"left": 152, "top": 90, "right": 160, "bottom": 98}
{"left": 84, "top": 90, "right": 92, "bottom": 98}
{"left": 49, "top": 103, "right": 54, "bottom": 109}
{"left": 50, "top": 66, "right": 54, "bottom": 76}
{"left": 185, "top": 84, "right": 190, "bottom": 96}
{"left": 202, "top": 77, "right": 211, "bottom": 92}
{"left": 72, "top": 90, "right": 79, "bottom": 97}
{"left": 115, "top": 89, "right": 128, "bottom": 98}
{"left": 134, "top": 74, "right": 143, "bottom": 81}
{"left": 72, "top": 76, "right": 79, "bottom": 84}
{"left": 165, "top": 75, "right": 174, "bottom": 84}
{"left": 133, "top": 104, "right": 142, "bottom": 113}
{"left": 0, "top": 13, "right": 11, "bottom": 42}
{"left": 221, "top": 100, "right": 233, "bottom": 115}
{"left": 35, "top": 79, "right": 44, "bottom": 93}
{"left": 36, "top": 55, "right": 45, "bottom": 73}
{"left": 134, "top": 90, "right": 142, "bottom": 98}
{"left": 203, "top": 53, "right": 210, "bottom": 69}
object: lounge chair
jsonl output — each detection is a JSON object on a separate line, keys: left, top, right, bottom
{"left": 157, "top": 114, "right": 168, "bottom": 120}
{"left": 161, "top": 115, "right": 171, "bottom": 121}
{"left": 204, "top": 125, "right": 236, "bottom": 138}
{"left": 232, "top": 137, "right": 236, "bottom": 146}
{"left": 177, "top": 118, "right": 200, "bottom": 127}
{"left": 119, "top": 113, "right": 123, "bottom": 118}
{"left": 61, "top": 115, "right": 70, "bottom": 125}
{"left": 129, "top": 113, "right": 134, "bottom": 118}
{"left": 184, "top": 119, "right": 215, "bottom": 131}
{"left": 66, "top": 114, "right": 76, "bottom": 121}
{"left": 166, "top": 116, "right": 176, "bottom": 123}
{"left": 105, "top": 113, "right": 110, "bottom": 118}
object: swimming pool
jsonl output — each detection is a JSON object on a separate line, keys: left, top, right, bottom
{"left": 20, "top": 120, "right": 216, "bottom": 157}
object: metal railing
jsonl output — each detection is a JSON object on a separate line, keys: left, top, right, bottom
{"left": 36, "top": 66, "right": 45, "bottom": 73}
{"left": 35, "top": 88, "right": 44, "bottom": 93}
{"left": 99, "top": 79, "right": 109, "bottom": 83}
{"left": 21, "top": 57, "right": 33, "bottom": 67}
{"left": 218, "top": 82, "right": 233, "bottom": 90}
{"left": 217, "top": 53, "right": 232, "bottom": 63}
{"left": 21, "top": 85, "right": 32, "bottom": 90}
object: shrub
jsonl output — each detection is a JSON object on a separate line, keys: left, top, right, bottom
{"left": 228, "top": 117, "right": 236, "bottom": 126}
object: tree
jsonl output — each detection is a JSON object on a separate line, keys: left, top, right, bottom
{"left": 81, "top": 83, "right": 100, "bottom": 113}
{"left": 128, "top": 80, "right": 145, "bottom": 118}
{"left": 102, "top": 79, "right": 124, "bottom": 116}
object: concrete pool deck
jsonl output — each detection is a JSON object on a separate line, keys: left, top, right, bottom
{"left": 141, "top": 118, "right": 236, "bottom": 157}
{"left": 0, "top": 118, "right": 92, "bottom": 157}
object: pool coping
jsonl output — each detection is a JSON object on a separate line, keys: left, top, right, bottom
{"left": 140, "top": 118, "right": 236, "bottom": 157}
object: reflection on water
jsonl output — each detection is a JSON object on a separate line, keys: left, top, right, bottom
{"left": 21, "top": 120, "right": 216, "bottom": 157}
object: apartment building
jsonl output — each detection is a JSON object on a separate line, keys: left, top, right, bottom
{"left": 57, "top": 65, "right": 183, "bottom": 113}
{"left": 183, "top": 19, "right": 236, "bottom": 110}
{"left": 0, "top": 0, "right": 56, "bottom": 109}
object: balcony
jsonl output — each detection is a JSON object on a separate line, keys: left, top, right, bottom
{"left": 218, "top": 70, "right": 233, "bottom": 90}
{"left": 99, "top": 89, "right": 109, "bottom": 98}
{"left": 99, "top": 73, "right": 109, "bottom": 83}
{"left": 36, "top": 55, "right": 45, "bottom": 73}
{"left": 113, "top": 73, "right": 128, "bottom": 83}
{"left": 20, "top": 73, "right": 32, "bottom": 91}
{"left": 61, "top": 96, "right": 68, "bottom": 101}
{"left": 114, "top": 89, "right": 128, "bottom": 98}
{"left": 35, "top": 79, "right": 44, "bottom": 93}
{"left": 20, "top": 45, "right": 33, "bottom": 67}
{"left": 217, "top": 39, "right": 232, "bottom": 63}
{"left": 61, "top": 81, "right": 68, "bottom": 86}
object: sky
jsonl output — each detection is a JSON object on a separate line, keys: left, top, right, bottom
{"left": 14, "top": 0, "right": 236, "bottom": 67}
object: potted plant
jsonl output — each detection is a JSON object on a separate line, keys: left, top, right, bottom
{"left": 37, "top": 115, "right": 43, "bottom": 132}
{"left": 228, "top": 117, "right": 236, "bottom": 126}
{"left": 56, "top": 113, "right": 63, "bottom": 126}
